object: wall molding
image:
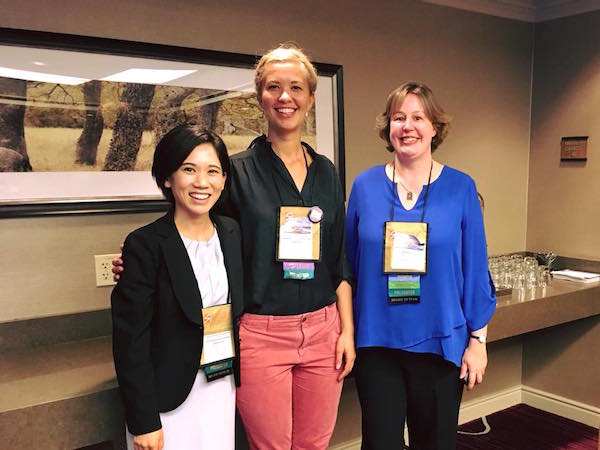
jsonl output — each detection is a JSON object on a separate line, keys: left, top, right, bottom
{"left": 535, "top": 0, "right": 600, "bottom": 22}
{"left": 458, "top": 385, "right": 523, "bottom": 424}
{"left": 329, "top": 384, "right": 599, "bottom": 449}
{"left": 421, "top": 0, "right": 600, "bottom": 22}
{"left": 522, "top": 385, "right": 600, "bottom": 428}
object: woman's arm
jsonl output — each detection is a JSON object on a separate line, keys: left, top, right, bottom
{"left": 460, "top": 325, "right": 488, "bottom": 391}
{"left": 112, "top": 244, "right": 124, "bottom": 281}
{"left": 344, "top": 182, "right": 359, "bottom": 278}
{"left": 335, "top": 279, "right": 355, "bottom": 380}
{"left": 112, "top": 232, "right": 162, "bottom": 436}
{"left": 132, "top": 429, "right": 164, "bottom": 450}
{"left": 329, "top": 168, "right": 356, "bottom": 380}
{"left": 460, "top": 179, "right": 496, "bottom": 390}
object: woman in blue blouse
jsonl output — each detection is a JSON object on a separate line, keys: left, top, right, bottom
{"left": 345, "top": 81, "right": 496, "bottom": 450}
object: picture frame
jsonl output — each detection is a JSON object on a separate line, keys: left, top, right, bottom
{"left": 0, "top": 28, "right": 345, "bottom": 218}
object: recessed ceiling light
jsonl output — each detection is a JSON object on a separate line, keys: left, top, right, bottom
{"left": 0, "top": 67, "right": 88, "bottom": 85}
{"left": 32, "top": 61, "right": 46, "bottom": 66}
{"left": 100, "top": 68, "right": 196, "bottom": 84}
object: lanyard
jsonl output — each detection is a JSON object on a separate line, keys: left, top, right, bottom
{"left": 271, "top": 143, "right": 312, "bottom": 207}
{"left": 390, "top": 161, "right": 433, "bottom": 223}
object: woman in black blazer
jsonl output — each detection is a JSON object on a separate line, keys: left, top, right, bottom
{"left": 112, "top": 125, "right": 243, "bottom": 450}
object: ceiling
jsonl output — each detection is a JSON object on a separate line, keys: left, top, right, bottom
{"left": 421, "top": 0, "right": 600, "bottom": 22}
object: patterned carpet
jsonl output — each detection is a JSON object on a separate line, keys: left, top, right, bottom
{"left": 457, "top": 404, "right": 599, "bottom": 449}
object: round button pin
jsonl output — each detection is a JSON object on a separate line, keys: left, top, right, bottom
{"left": 308, "top": 206, "right": 323, "bottom": 223}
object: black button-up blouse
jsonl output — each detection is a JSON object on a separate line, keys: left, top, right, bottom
{"left": 216, "top": 135, "right": 350, "bottom": 315}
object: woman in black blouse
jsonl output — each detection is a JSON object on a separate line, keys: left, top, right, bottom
{"left": 115, "top": 43, "right": 354, "bottom": 450}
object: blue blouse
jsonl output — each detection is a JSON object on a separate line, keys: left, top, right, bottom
{"left": 345, "top": 165, "right": 496, "bottom": 367}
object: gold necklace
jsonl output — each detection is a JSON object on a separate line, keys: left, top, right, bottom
{"left": 391, "top": 164, "right": 417, "bottom": 201}
{"left": 391, "top": 161, "right": 433, "bottom": 201}
{"left": 396, "top": 177, "right": 415, "bottom": 200}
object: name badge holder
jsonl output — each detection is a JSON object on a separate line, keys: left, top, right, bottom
{"left": 384, "top": 161, "right": 433, "bottom": 304}
{"left": 276, "top": 206, "right": 322, "bottom": 280}
{"left": 200, "top": 303, "right": 235, "bottom": 382}
{"left": 384, "top": 221, "right": 428, "bottom": 304}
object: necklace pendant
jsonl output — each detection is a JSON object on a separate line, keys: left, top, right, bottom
{"left": 407, "top": 192, "right": 413, "bottom": 201}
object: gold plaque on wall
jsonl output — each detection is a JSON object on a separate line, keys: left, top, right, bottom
{"left": 560, "top": 136, "right": 588, "bottom": 161}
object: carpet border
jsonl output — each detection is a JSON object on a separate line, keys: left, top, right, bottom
{"left": 522, "top": 385, "right": 600, "bottom": 428}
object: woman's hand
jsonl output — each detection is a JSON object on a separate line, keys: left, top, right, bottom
{"left": 133, "top": 428, "right": 164, "bottom": 450}
{"left": 335, "top": 280, "right": 356, "bottom": 381}
{"left": 112, "top": 243, "right": 124, "bottom": 281}
{"left": 460, "top": 328, "right": 488, "bottom": 391}
{"left": 336, "top": 329, "right": 356, "bottom": 381}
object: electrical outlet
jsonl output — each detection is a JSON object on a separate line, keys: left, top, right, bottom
{"left": 95, "top": 254, "right": 119, "bottom": 287}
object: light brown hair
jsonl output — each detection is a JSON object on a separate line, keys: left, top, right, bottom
{"left": 375, "top": 81, "right": 451, "bottom": 152}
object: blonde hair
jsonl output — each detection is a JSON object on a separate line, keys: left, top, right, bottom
{"left": 375, "top": 81, "right": 451, "bottom": 152}
{"left": 254, "top": 43, "right": 318, "bottom": 101}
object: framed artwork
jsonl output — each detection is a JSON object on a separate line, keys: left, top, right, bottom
{"left": 0, "top": 28, "right": 345, "bottom": 217}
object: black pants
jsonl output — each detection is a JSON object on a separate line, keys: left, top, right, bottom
{"left": 355, "top": 347, "right": 463, "bottom": 450}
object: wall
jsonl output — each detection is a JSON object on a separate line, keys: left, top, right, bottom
{"left": 524, "top": 12, "right": 600, "bottom": 411}
{"left": 523, "top": 315, "right": 600, "bottom": 407}
{"left": 0, "top": 0, "right": 533, "bottom": 322}
{"left": 527, "top": 11, "right": 600, "bottom": 260}
{"left": 0, "top": 213, "right": 161, "bottom": 320}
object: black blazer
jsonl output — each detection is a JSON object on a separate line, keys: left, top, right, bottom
{"left": 111, "top": 211, "right": 244, "bottom": 436}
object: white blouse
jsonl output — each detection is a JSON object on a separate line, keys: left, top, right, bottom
{"left": 181, "top": 227, "right": 229, "bottom": 307}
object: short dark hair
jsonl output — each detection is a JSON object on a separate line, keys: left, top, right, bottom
{"left": 152, "top": 125, "right": 230, "bottom": 204}
{"left": 375, "top": 81, "right": 451, "bottom": 153}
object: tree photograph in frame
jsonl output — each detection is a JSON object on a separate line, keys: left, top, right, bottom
{"left": 0, "top": 29, "right": 345, "bottom": 217}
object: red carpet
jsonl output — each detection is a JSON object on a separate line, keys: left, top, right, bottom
{"left": 457, "top": 404, "right": 598, "bottom": 449}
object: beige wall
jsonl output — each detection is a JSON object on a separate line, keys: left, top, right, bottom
{"left": 523, "top": 316, "right": 600, "bottom": 407}
{"left": 527, "top": 11, "right": 600, "bottom": 260}
{"left": 524, "top": 12, "right": 600, "bottom": 410}
{"left": 0, "top": 213, "right": 161, "bottom": 321}
{"left": 0, "top": 0, "right": 533, "bottom": 322}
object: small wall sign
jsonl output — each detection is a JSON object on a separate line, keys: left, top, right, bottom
{"left": 560, "top": 136, "right": 588, "bottom": 161}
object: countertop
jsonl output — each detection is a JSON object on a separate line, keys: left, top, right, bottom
{"left": 489, "top": 279, "right": 600, "bottom": 342}
{"left": 0, "top": 336, "right": 122, "bottom": 449}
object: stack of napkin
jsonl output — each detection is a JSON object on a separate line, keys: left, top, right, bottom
{"left": 551, "top": 269, "right": 600, "bottom": 283}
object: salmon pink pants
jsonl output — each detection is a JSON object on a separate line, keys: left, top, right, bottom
{"left": 236, "top": 302, "right": 343, "bottom": 450}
